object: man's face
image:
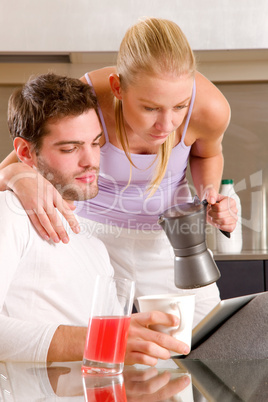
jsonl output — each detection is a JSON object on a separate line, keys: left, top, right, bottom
{"left": 33, "top": 109, "right": 102, "bottom": 202}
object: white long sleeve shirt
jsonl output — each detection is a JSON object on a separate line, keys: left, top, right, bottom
{"left": 0, "top": 191, "right": 113, "bottom": 362}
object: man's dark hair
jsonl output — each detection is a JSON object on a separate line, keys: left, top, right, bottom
{"left": 8, "top": 73, "right": 99, "bottom": 153}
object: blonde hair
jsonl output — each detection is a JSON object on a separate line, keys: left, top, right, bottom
{"left": 114, "top": 17, "right": 196, "bottom": 196}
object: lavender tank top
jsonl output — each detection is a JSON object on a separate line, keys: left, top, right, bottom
{"left": 76, "top": 74, "right": 196, "bottom": 230}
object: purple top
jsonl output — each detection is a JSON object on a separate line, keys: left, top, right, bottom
{"left": 75, "top": 74, "right": 196, "bottom": 230}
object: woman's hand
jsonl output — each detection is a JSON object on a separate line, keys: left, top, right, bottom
{"left": 204, "top": 188, "right": 238, "bottom": 233}
{"left": 0, "top": 163, "right": 80, "bottom": 243}
{"left": 125, "top": 312, "right": 190, "bottom": 366}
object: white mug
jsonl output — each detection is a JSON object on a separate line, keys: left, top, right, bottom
{"left": 137, "top": 293, "right": 195, "bottom": 356}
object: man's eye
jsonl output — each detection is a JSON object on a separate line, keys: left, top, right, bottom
{"left": 92, "top": 142, "right": 101, "bottom": 147}
{"left": 61, "top": 148, "right": 75, "bottom": 153}
{"left": 145, "top": 107, "right": 157, "bottom": 112}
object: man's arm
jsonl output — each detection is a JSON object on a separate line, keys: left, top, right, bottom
{"left": 47, "top": 312, "right": 190, "bottom": 364}
{"left": 47, "top": 326, "right": 87, "bottom": 362}
{"left": 0, "top": 191, "right": 60, "bottom": 362}
{"left": 0, "top": 315, "right": 58, "bottom": 361}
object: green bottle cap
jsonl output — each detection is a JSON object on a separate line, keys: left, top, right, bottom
{"left": 221, "top": 179, "right": 234, "bottom": 184}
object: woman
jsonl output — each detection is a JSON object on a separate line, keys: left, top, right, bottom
{"left": 0, "top": 18, "right": 237, "bottom": 326}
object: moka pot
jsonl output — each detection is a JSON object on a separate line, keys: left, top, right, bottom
{"left": 158, "top": 196, "right": 221, "bottom": 289}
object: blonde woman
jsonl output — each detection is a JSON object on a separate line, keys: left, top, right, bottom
{"left": 0, "top": 18, "right": 237, "bottom": 326}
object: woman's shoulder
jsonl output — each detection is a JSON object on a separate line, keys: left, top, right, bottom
{"left": 81, "top": 67, "right": 116, "bottom": 113}
{"left": 81, "top": 66, "right": 116, "bottom": 92}
{"left": 193, "top": 71, "right": 231, "bottom": 134}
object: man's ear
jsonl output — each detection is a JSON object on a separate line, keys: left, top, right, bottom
{"left": 13, "top": 137, "right": 36, "bottom": 167}
{"left": 109, "top": 74, "right": 122, "bottom": 100}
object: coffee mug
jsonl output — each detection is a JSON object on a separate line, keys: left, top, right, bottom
{"left": 137, "top": 293, "right": 195, "bottom": 356}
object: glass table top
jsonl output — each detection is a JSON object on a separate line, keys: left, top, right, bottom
{"left": 0, "top": 358, "right": 267, "bottom": 401}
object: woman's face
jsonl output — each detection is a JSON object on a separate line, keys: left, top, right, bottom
{"left": 120, "top": 72, "right": 194, "bottom": 146}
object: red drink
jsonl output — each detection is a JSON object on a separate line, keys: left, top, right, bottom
{"left": 85, "top": 382, "right": 127, "bottom": 402}
{"left": 83, "top": 316, "right": 131, "bottom": 364}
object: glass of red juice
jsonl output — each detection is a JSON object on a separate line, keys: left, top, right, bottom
{"left": 82, "top": 276, "right": 135, "bottom": 375}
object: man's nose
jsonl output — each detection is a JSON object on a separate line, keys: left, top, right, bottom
{"left": 79, "top": 147, "right": 100, "bottom": 168}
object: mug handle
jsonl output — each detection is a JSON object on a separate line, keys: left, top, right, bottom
{"left": 169, "top": 302, "right": 185, "bottom": 331}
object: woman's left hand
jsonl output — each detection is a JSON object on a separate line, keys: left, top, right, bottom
{"left": 204, "top": 188, "right": 238, "bottom": 233}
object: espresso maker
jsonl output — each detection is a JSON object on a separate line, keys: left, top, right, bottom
{"left": 158, "top": 196, "right": 229, "bottom": 289}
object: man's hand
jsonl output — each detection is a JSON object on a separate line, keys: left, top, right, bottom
{"left": 125, "top": 312, "right": 190, "bottom": 366}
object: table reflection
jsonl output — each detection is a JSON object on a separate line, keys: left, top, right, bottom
{"left": 123, "top": 366, "right": 192, "bottom": 401}
{"left": 0, "top": 361, "right": 191, "bottom": 401}
{"left": 176, "top": 358, "right": 268, "bottom": 401}
{"left": 83, "top": 374, "right": 127, "bottom": 401}
{"left": 0, "top": 359, "right": 267, "bottom": 401}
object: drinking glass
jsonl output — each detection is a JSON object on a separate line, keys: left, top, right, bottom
{"left": 82, "top": 276, "right": 135, "bottom": 375}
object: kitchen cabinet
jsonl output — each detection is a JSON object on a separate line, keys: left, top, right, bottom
{"left": 215, "top": 260, "right": 265, "bottom": 299}
{"left": 265, "top": 261, "right": 268, "bottom": 291}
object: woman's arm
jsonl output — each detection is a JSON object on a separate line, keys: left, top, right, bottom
{"left": 190, "top": 152, "right": 238, "bottom": 233}
{"left": 0, "top": 150, "right": 18, "bottom": 172}
{"left": 189, "top": 72, "right": 237, "bottom": 232}
{"left": 0, "top": 150, "right": 19, "bottom": 191}
{"left": 0, "top": 159, "right": 79, "bottom": 243}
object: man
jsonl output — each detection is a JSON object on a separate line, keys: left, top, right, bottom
{"left": 0, "top": 73, "right": 189, "bottom": 363}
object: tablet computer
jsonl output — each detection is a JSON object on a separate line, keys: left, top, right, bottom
{"left": 191, "top": 292, "right": 263, "bottom": 349}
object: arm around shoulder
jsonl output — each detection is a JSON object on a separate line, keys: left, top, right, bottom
{"left": 0, "top": 150, "right": 21, "bottom": 191}
{"left": 0, "top": 150, "right": 18, "bottom": 170}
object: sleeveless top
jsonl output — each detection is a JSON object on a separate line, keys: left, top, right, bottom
{"left": 76, "top": 73, "right": 196, "bottom": 230}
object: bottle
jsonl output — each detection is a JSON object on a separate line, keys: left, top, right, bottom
{"left": 216, "top": 179, "right": 243, "bottom": 253}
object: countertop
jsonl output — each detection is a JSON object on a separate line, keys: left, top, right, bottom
{"left": 1, "top": 358, "right": 267, "bottom": 401}
{"left": 212, "top": 249, "right": 268, "bottom": 261}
